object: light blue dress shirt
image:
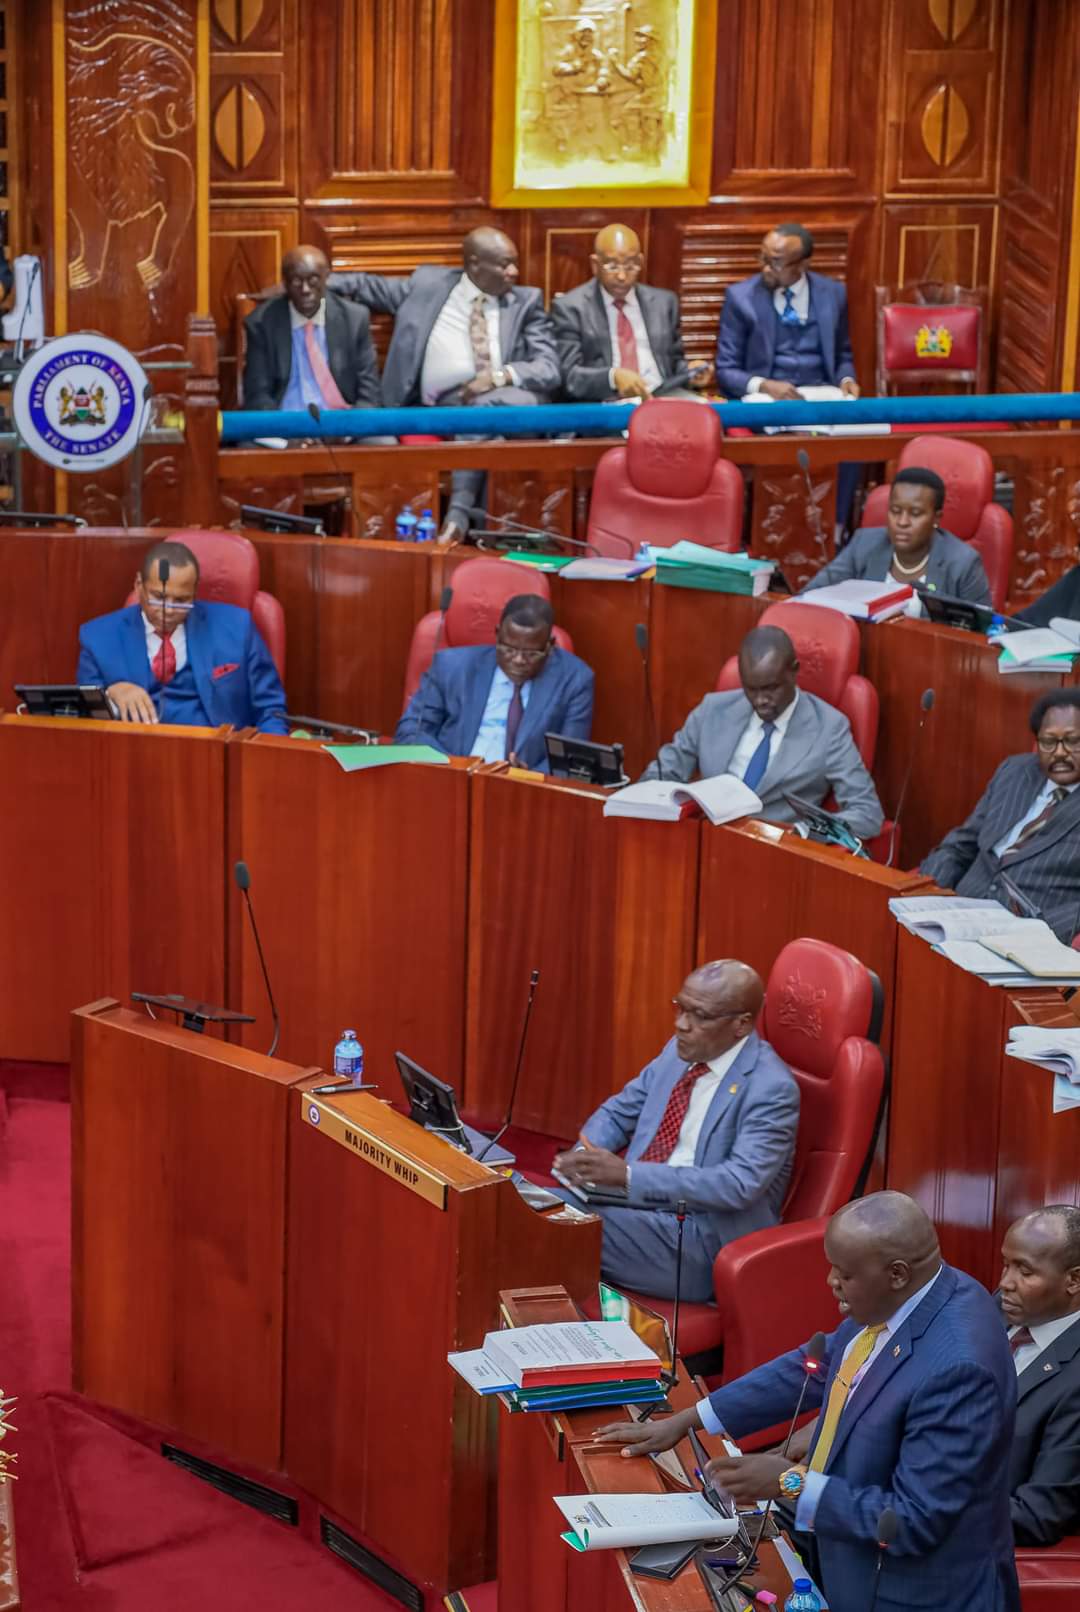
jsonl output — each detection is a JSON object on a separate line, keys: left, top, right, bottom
{"left": 993, "top": 777, "right": 1078, "bottom": 858}
{"left": 281, "top": 311, "right": 331, "bottom": 412}
{"left": 473, "top": 665, "right": 531, "bottom": 762}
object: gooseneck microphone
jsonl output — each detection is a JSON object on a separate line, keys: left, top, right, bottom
{"left": 477, "top": 967, "right": 540, "bottom": 1162}
{"left": 868, "top": 1505, "right": 898, "bottom": 1612}
{"left": 796, "top": 448, "right": 828, "bottom": 560}
{"left": 233, "top": 860, "right": 281, "bottom": 1057}
{"left": 635, "top": 621, "right": 664, "bottom": 781}
{"left": 886, "top": 687, "right": 935, "bottom": 868}
{"left": 307, "top": 402, "right": 347, "bottom": 527}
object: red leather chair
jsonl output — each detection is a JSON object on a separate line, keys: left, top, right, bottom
{"left": 401, "top": 556, "right": 574, "bottom": 708}
{"left": 1017, "top": 1541, "right": 1080, "bottom": 1610}
{"left": 124, "top": 528, "right": 286, "bottom": 681}
{"left": 858, "top": 435, "right": 1014, "bottom": 612}
{"left": 586, "top": 399, "right": 743, "bottom": 557}
{"left": 874, "top": 284, "right": 989, "bottom": 396}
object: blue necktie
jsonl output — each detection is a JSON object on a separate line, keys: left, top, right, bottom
{"left": 742, "top": 722, "right": 775, "bottom": 792}
{"left": 781, "top": 287, "right": 800, "bottom": 326}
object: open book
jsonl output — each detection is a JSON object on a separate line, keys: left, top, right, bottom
{"left": 889, "top": 897, "right": 1040, "bottom": 944}
{"left": 980, "top": 927, "right": 1080, "bottom": 980}
{"left": 556, "top": 1491, "right": 737, "bottom": 1552}
{"left": 603, "top": 775, "right": 762, "bottom": 825}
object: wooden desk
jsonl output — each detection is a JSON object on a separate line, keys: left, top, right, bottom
{"left": 283, "top": 1089, "right": 601, "bottom": 1597}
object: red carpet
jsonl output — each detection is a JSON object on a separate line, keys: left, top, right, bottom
{"left": 0, "top": 1064, "right": 443, "bottom": 1610}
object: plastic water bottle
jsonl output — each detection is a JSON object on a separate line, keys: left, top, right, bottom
{"left": 333, "top": 1029, "right": 364, "bottom": 1085}
{"left": 415, "top": 508, "right": 437, "bottom": 543}
{"left": 784, "top": 1579, "right": 822, "bottom": 1612}
{"left": 636, "top": 541, "right": 654, "bottom": 564}
{"left": 395, "top": 507, "right": 418, "bottom": 542}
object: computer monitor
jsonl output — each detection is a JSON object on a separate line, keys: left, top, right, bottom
{"left": 917, "top": 589, "right": 996, "bottom": 634}
{"left": 14, "top": 683, "right": 115, "bottom": 719}
{"left": 395, "top": 1051, "right": 470, "bottom": 1152}
{"left": 545, "top": 732, "right": 626, "bottom": 787}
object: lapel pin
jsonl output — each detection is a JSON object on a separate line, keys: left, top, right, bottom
{"left": 892, "top": 1344, "right": 901, "bottom": 1357}
{"left": 728, "top": 1083, "right": 738, "bottom": 1094}
{"left": 1044, "top": 1362, "right": 1054, "bottom": 1371}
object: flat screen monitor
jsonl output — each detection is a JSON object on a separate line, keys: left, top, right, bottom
{"left": 545, "top": 732, "right": 626, "bottom": 787}
{"left": 14, "top": 683, "right": 115, "bottom": 719}
{"left": 395, "top": 1051, "right": 470, "bottom": 1152}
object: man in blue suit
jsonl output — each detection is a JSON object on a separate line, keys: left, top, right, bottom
{"left": 552, "top": 960, "right": 799, "bottom": 1302}
{"left": 395, "top": 595, "right": 593, "bottom": 771}
{"left": 715, "top": 223, "right": 859, "bottom": 400}
{"left": 600, "top": 1192, "right": 1020, "bottom": 1612}
{"left": 77, "top": 540, "right": 288, "bottom": 733}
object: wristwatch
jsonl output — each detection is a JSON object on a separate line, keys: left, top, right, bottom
{"left": 492, "top": 366, "right": 510, "bottom": 388}
{"left": 778, "top": 1464, "right": 808, "bottom": 1498}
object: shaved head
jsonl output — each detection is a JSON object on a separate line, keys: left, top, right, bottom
{"left": 672, "top": 959, "right": 763, "bottom": 1064}
{"left": 825, "top": 1192, "right": 942, "bottom": 1325}
{"left": 591, "top": 223, "right": 645, "bottom": 299}
{"left": 689, "top": 959, "right": 764, "bottom": 1016}
{"left": 463, "top": 227, "right": 519, "bottom": 298}
{"left": 282, "top": 244, "right": 329, "bottom": 280}
{"left": 594, "top": 223, "right": 641, "bottom": 258}
{"left": 831, "top": 1192, "right": 940, "bottom": 1267}
{"left": 281, "top": 245, "right": 330, "bottom": 318}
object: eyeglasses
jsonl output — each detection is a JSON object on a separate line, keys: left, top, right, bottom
{"left": 671, "top": 999, "right": 745, "bottom": 1025}
{"left": 760, "top": 253, "right": 804, "bottom": 271}
{"left": 1036, "top": 735, "right": 1080, "bottom": 755}
{"left": 598, "top": 257, "right": 643, "bottom": 273}
{"left": 496, "top": 637, "right": 550, "bottom": 664}
{"left": 142, "top": 595, "right": 195, "bottom": 613}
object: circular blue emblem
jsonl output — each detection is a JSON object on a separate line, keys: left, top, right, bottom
{"left": 307, "top": 1103, "right": 321, "bottom": 1126}
{"left": 13, "top": 333, "right": 150, "bottom": 473}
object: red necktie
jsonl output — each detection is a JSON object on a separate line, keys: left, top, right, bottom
{"left": 1009, "top": 1326, "right": 1034, "bottom": 1356}
{"left": 303, "top": 320, "right": 348, "bottom": 410}
{"left": 151, "top": 633, "right": 177, "bottom": 685}
{"left": 505, "top": 683, "right": 524, "bottom": 759}
{"left": 613, "top": 297, "right": 640, "bottom": 372}
{"left": 640, "top": 1063, "right": 710, "bottom": 1162}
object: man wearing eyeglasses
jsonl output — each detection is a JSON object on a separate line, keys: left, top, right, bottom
{"left": 551, "top": 223, "right": 714, "bottom": 402}
{"left": 920, "top": 690, "right": 1080, "bottom": 943}
{"left": 715, "top": 223, "right": 859, "bottom": 401}
{"left": 76, "top": 540, "right": 288, "bottom": 733}
{"left": 552, "top": 961, "right": 799, "bottom": 1302}
{"left": 395, "top": 594, "right": 594, "bottom": 771}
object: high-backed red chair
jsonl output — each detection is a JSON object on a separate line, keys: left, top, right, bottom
{"left": 401, "top": 556, "right": 574, "bottom": 708}
{"left": 874, "top": 283, "right": 989, "bottom": 396}
{"left": 123, "top": 528, "right": 286, "bottom": 681}
{"left": 858, "top": 435, "right": 1013, "bottom": 611}
{"left": 584, "top": 939, "right": 885, "bottom": 1375}
{"left": 586, "top": 399, "right": 743, "bottom": 557}
{"left": 1017, "top": 1542, "right": 1080, "bottom": 1610}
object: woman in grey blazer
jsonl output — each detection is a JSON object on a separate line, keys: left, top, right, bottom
{"left": 801, "top": 465, "right": 992, "bottom": 608}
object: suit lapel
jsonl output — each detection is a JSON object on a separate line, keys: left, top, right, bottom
{"left": 708, "top": 693, "right": 753, "bottom": 775}
{"left": 463, "top": 648, "right": 499, "bottom": 750}
{"left": 498, "top": 290, "right": 522, "bottom": 366}
{"left": 1016, "top": 1317, "right": 1080, "bottom": 1402}
{"left": 185, "top": 604, "right": 219, "bottom": 724}
{"left": 589, "top": 281, "right": 614, "bottom": 366}
{"left": 693, "top": 1035, "right": 759, "bottom": 1158}
{"left": 751, "top": 279, "right": 777, "bottom": 378}
{"left": 513, "top": 652, "right": 562, "bottom": 754}
{"left": 636, "top": 285, "right": 668, "bottom": 373}
{"left": 1000, "top": 779, "right": 1080, "bottom": 866}
{"left": 121, "top": 607, "right": 154, "bottom": 688}
{"left": 271, "top": 298, "right": 292, "bottom": 394}
{"left": 759, "top": 694, "right": 815, "bottom": 794}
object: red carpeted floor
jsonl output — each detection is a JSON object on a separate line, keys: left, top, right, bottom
{"left": 1, "top": 1064, "right": 494, "bottom": 1611}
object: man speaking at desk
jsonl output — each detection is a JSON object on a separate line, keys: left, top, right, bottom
{"left": 77, "top": 541, "right": 288, "bottom": 733}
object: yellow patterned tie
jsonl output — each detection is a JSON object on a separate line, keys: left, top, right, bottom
{"left": 808, "top": 1324, "right": 886, "bottom": 1473}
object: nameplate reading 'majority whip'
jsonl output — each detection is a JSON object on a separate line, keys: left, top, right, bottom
{"left": 300, "top": 1092, "right": 448, "bottom": 1210}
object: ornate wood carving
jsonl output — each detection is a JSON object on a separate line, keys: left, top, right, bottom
{"left": 752, "top": 469, "right": 837, "bottom": 593}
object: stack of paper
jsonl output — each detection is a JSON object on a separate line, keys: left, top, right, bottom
{"left": 448, "top": 1319, "right": 665, "bottom": 1413}
{"left": 799, "top": 579, "right": 913, "bottom": 621}
{"left": 654, "top": 542, "right": 775, "bottom": 596}
{"left": 889, "top": 896, "right": 1024, "bottom": 942}
{"left": 995, "top": 623, "right": 1080, "bottom": 675}
{"left": 1006, "top": 1025, "right": 1080, "bottom": 1113}
{"left": 555, "top": 1491, "right": 736, "bottom": 1552}
{"left": 891, "top": 899, "right": 1080, "bottom": 986}
{"left": 559, "top": 555, "right": 653, "bottom": 581}
{"left": 603, "top": 775, "right": 762, "bottom": 825}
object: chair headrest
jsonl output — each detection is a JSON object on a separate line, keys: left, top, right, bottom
{"left": 763, "top": 938, "right": 876, "bottom": 1078}
{"left": 167, "top": 529, "right": 260, "bottom": 610}
{"left": 897, "top": 435, "right": 993, "bottom": 541}
{"left": 626, "top": 400, "right": 721, "bottom": 499}
{"left": 757, "top": 601, "right": 859, "bottom": 707}
{"left": 443, "top": 557, "right": 551, "bottom": 647}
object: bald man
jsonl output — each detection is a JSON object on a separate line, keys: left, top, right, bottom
{"left": 599, "top": 1191, "right": 1020, "bottom": 1612}
{"left": 242, "top": 245, "right": 381, "bottom": 414}
{"left": 551, "top": 962, "right": 799, "bottom": 1302}
{"left": 551, "top": 223, "right": 712, "bottom": 401}
{"left": 329, "top": 228, "right": 559, "bottom": 539}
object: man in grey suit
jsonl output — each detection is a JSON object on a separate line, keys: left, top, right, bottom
{"left": 243, "top": 245, "right": 381, "bottom": 414}
{"left": 921, "top": 689, "right": 1080, "bottom": 942}
{"left": 329, "top": 227, "right": 560, "bottom": 541}
{"left": 550, "top": 223, "right": 712, "bottom": 402}
{"left": 552, "top": 960, "right": 799, "bottom": 1302}
{"left": 642, "top": 625, "right": 884, "bottom": 841}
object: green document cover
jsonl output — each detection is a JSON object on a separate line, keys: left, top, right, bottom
{"left": 324, "top": 744, "right": 449, "bottom": 772}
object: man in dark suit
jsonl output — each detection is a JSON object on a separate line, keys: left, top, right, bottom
{"left": 641, "top": 625, "right": 884, "bottom": 840}
{"left": 329, "top": 228, "right": 560, "bottom": 540}
{"left": 395, "top": 595, "right": 592, "bottom": 771}
{"left": 920, "top": 689, "right": 1080, "bottom": 942}
{"left": 550, "top": 223, "right": 712, "bottom": 401}
{"left": 551, "top": 960, "right": 799, "bottom": 1302}
{"left": 243, "top": 245, "right": 381, "bottom": 414}
{"left": 77, "top": 541, "right": 288, "bottom": 733}
{"left": 715, "top": 223, "right": 859, "bottom": 400}
{"left": 999, "top": 1205, "right": 1080, "bottom": 1547}
{"left": 599, "top": 1192, "right": 1021, "bottom": 1612}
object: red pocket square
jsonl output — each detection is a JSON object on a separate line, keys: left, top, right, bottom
{"left": 212, "top": 662, "right": 239, "bottom": 680}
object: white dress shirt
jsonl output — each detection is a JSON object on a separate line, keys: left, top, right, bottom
{"left": 747, "top": 275, "right": 811, "bottom": 394}
{"left": 472, "top": 665, "right": 531, "bottom": 762}
{"left": 420, "top": 273, "right": 505, "bottom": 405}
{"left": 1009, "top": 1311, "right": 1080, "bottom": 1375}
{"left": 725, "top": 687, "right": 800, "bottom": 784}
{"left": 665, "top": 1036, "right": 750, "bottom": 1168}
{"left": 993, "top": 777, "right": 1078, "bottom": 858}
{"left": 143, "top": 613, "right": 188, "bottom": 674}
{"left": 600, "top": 284, "right": 663, "bottom": 393}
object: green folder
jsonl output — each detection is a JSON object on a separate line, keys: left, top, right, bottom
{"left": 323, "top": 744, "right": 449, "bottom": 772}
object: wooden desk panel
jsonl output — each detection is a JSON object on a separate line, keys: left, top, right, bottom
{"left": 465, "top": 772, "right": 700, "bottom": 1136}
{"left": 0, "top": 716, "right": 227, "bottom": 1061}
{"left": 993, "top": 995, "right": 1080, "bottom": 1253}
{"left": 649, "top": 585, "right": 765, "bottom": 761}
{"left": 227, "top": 737, "right": 468, "bottom": 1083}
{"left": 549, "top": 576, "right": 653, "bottom": 777}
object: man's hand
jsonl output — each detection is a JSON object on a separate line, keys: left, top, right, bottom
{"left": 840, "top": 377, "right": 860, "bottom": 398}
{"left": 780, "top": 1422, "right": 813, "bottom": 1463}
{"left": 689, "top": 362, "right": 715, "bottom": 392}
{"left": 107, "top": 682, "right": 159, "bottom": 724}
{"left": 438, "top": 518, "right": 467, "bottom": 546}
{"left": 552, "top": 1145, "right": 627, "bottom": 1189}
{"left": 760, "top": 380, "right": 801, "bottom": 401}
{"left": 704, "top": 1452, "right": 790, "bottom": 1504}
{"left": 613, "top": 368, "right": 651, "bottom": 400}
{"left": 462, "top": 370, "right": 496, "bottom": 401}
{"left": 593, "top": 1406, "right": 699, "bottom": 1457}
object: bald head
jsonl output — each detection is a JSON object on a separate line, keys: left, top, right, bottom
{"left": 672, "top": 959, "right": 763, "bottom": 1064}
{"left": 738, "top": 626, "right": 799, "bottom": 724}
{"left": 591, "top": 224, "right": 644, "bottom": 299}
{"left": 825, "top": 1192, "right": 942, "bottom": 1325}
{"left": 463, "top": 228, "right": 519, "bottom": 299}
{"left": 1000, "top": 1205, "right": 1080, "bottom": 1327}
{"left": 281, "top": 245, "right": 330, "bottom": 319}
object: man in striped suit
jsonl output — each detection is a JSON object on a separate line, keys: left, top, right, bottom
{"left": 919, "top": 688, "right": 1080, "bottom": 943}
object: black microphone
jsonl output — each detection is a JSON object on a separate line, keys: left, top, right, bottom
{"left": 411, "top": 585, "right": 453, "bottom": 748}
{"left": 796, "top": 447, "right": 828, "bottom": 561}
{"left": 154, "top": 557, "right": 170, "bottom": 719}
{"left": 307, "top": 402, "right": 347, "bottom": 532}
{"left": 13, "top": 257, "right": 40, "bottom": 363}
{"left": 474, "top": 511, "right": 624, "bottom": 558}
{"left": 476, "top": 967, "right": 540, "bottom": 1162}
{"left": 868, "top": 1505, "right": 898, "bottom": 1612}
{"left": 233, "top": 860, "right": 281, "bottom": 1057}
{"left": 635, "top": 621, "right": 664, "bottom": 782}
{"left": 994, "top": 866, "right": 1045, "bottom": 922}
{"left": 886, "top": 687, "right": 935, "bottom": 868}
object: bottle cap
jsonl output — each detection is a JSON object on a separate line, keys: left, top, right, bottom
{"left": 792, "top": 1580, "right": 811, "bottom": 1591}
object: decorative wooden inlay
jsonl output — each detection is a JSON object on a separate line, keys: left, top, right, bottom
{"left": 212, "top": 0, "right": 266, "bottom": 45}
{"left": 927, "top": 0, "right": 978, "bottom": 45}
{"left": 921, "top": 82, "right": 971, "bottom": 167}
{"left": 213, "top": 82, "right": 266, "bottom": 170}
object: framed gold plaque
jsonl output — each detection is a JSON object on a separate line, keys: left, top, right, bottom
{"left": 491, "top": 0, "right": 718, "bottom": 207}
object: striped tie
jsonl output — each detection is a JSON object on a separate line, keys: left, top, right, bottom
{"left": 1001, "top": 786, "right": 1067, "bottom": 860}
{"left": 808, "top": 1324, "right": 886, "bottom": 1472}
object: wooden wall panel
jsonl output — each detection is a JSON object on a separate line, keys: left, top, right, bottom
{"left": 883, "top": 0, "right": 1004, "bottom": 196}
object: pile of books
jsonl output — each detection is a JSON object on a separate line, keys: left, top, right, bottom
{"left": 448, "top": 1319, "right": 665, "bottom": 1413}
{"left": 654, "top": 542, "right": 775, "bottom": 596}
{"left": 798, "top": 578, "right": 912, "bottom": 621}
{"left": 994, "top": 620, "right": 1080, "bottom": 674}
{"left": 888, "top": 897, "right": 1080, "bottom": 987}
{"left": 1007, "top": 1026, "right": 1080, "bottom": 1114}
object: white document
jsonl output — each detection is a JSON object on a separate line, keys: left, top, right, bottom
{"left": 483, "top": 1320, "right": 660, "bottom": 1387}
{"left": 559, "top": 556, "right": 652, "bottom": 581}
{"left": 555, "top": 1491, "right": 737, "bottom": 1552}
{"left": 1053, "top": 1075, "right": 1080, "bottom": 1112}
{"left": 1050, "top": 617, "right": 1080, "bottom": 646}
{"left": 1006, "top": 1026, "right": 1080, "bottom": 1079}
{"left": 798, "top": 580, "right": 913, "bottom": 621}
{"left": 889, "top": 897, "right": 1037, "bottom": 944}
{"left": 996, "top": 628, "right": 1080, "bottom": 666}
{"left": 981, "top": 928, "right": 1080, "bottom": 979}
{"left": 447, "top": 1348, "right": 513, "bottom": 1394}
{"left": 603, "top": 775, "right": 762, "bottom": 825}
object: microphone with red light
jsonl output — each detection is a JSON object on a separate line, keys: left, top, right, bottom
{"left": 868, "top": 1505, "right": 898, "bottom": 1612}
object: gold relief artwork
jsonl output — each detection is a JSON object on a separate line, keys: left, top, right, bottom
{"left": 512, "top": 0, "right": 697, "bottom": 191}
{"left": 66, "top": 0, "right": 196, "bottom": 298}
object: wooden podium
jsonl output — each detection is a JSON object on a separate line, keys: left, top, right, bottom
{"left": 71, "top": 1000, "right": 317, "bottom": 1471}
{"left": 283, "top": 1087, "right": 602, "bottom": 1598}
